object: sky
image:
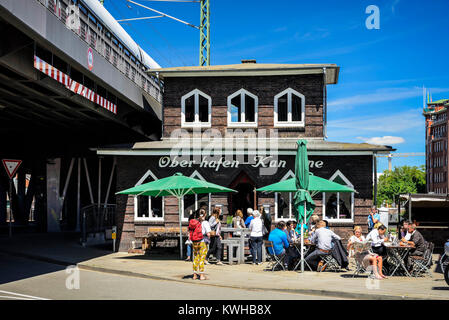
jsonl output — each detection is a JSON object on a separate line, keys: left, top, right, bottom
{"left": 104, "top": 0, "right": 449, "bottom": 172}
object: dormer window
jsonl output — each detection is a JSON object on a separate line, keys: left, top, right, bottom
{"left": 274, "top": 88, "right": 305, "bottom": 128}
{"left": 181, "top": 89, "right": 211, "bottom": 128}
{"left": 227, "top": 89, "right": 258, "bottom": 128}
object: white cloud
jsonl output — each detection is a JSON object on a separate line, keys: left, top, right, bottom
{"left": 357, "top": 136, "right": 405, "bottom": 145}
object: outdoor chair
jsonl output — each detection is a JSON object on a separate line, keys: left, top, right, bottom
{"left": 352, "top": 241, "right": 373, "bottom": 277}
{"left": 319, "top": 254, "right": 341, "bottom": 272}
{"left": 410, "top": 242, "right": 434, "bottom": 277}
{"left": 264, "top": 240, "right": 286, "bottom": 271}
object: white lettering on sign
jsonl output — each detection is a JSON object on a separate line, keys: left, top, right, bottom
{"left": 158, "top": 156, "right": 324, "bottom": 171}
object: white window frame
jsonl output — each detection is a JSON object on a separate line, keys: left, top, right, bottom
{"left": 181, "top": 89, "right": 212, "bottom": 128}
{"left": 181, "top": 170, "right": 211, "bottom": 222}
{"left": 274, "top": 88, "right": 305, "bottom": 128}
{"left": 274, "top": 170, "right": 296, "bottom": 222}
{"left": 322, "top": 170, "right": 354, "bottom": 223}
{"left": 227, "top": 88, "right": 258, "bottom": 128}
{"left": 134, "top": 169, "right": 164, "bottom": 222}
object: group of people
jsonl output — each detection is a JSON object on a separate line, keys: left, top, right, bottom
{"left": 186, "top": 203, "right": 428, "bottom": 280}
{"left": 186, "top": 205, "right": 272, "bottom": 279}
{"left": 266, "top": 216, "right": 337, "bottom": 271}
{"left": 346, "top": 206, "right": 428, "bottom": 279}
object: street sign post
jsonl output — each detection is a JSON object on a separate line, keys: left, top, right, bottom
{"left": 2, "top": 159, "right": 22, "bottom": 237}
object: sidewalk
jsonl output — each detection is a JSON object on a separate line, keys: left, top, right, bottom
{"left": 1, "top": 233, "right": 448, "bottom": 300}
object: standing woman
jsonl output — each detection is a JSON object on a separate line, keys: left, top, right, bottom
{"left": 206, "top": 207, "right": 223, "bottom": 265}
{"left": 189, "top": 209, "right": 211, "bottom": 280}
{"left": 249, "top": 210, "right": 264, "bottom": 265}
{"left": 260, "top": 206, "right": 272, "bottom": 240}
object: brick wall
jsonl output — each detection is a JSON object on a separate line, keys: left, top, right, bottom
{"left": 163, "top": 74, "right": 324, "bottom": 138}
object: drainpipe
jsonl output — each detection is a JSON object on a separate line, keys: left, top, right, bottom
{"left": 323, "top": 67, "right": 328, "bottom": 139}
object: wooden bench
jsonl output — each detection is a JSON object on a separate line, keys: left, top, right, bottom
{"left": 142, "top": 227, "right": 188, "bottom": 251}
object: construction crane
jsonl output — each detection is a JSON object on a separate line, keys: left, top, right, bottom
{"left": 376, "top": 153, "right": 425, "bottom": 171}
{"left": 106, "top": 0, "right": 210, "bottom": 66}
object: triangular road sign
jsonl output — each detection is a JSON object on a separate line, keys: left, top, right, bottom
{"left": 2, "top": 159, "right": 22, "bottom": 179}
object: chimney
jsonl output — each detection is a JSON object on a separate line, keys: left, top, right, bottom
{"left": 241, "top": 59, "right": 257, "bottom": 64}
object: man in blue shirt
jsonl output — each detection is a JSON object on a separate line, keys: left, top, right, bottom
{"left": 268, "top": 221, "right": 290, "bottom": 256}
{"left": 367, "top": 206, "right": 380, "bottom": 232}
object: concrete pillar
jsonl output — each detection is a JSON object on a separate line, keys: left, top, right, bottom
{"left": 46, "top": 158, "right": 61, "bottom": 232}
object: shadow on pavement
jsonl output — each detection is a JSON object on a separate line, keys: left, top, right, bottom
{"left": 0, "top": 232, "right": 112, "bottom": 285}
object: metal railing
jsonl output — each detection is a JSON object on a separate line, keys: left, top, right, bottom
{"left": 81, "top": 203, "right": 116, "bottom": 242}
{"left": 35, "top": 0, "right": 162, "bottom": 103}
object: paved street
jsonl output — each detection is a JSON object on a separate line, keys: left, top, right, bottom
{"left": 0, "top": 253, "right": 345, "bottom": 300}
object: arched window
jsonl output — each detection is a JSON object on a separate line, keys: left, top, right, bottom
{"left": 322, "top": 170, "right": 354, "bottom": 222}
{"left": 134, "top": 170, "right": 164, "bottom": 221}
{"left": 227, "top": 88, "right": 258, "bottom": 127}
{"left": 181, "top": 89, "right": 211, "bottom": 128}
{"left": 274, "top": 88, "right": 305, "bottom": 127}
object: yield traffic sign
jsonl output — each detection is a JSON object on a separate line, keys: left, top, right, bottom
{"left": 2, "top": 159, "right": 22, "bottom": 179}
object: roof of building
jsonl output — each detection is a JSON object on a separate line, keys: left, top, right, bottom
{"left": 147, "top": 63, "right": 340, "bottom": 84}
{"left": 427, "top": 99, "right": 449, "bottom": 106}
{"left": 96, "top": 138, "right": 394, "bottom": 155}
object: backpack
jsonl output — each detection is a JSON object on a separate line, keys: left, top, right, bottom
{"left": 189, "top": 219, "right": 203, "bottom": 242}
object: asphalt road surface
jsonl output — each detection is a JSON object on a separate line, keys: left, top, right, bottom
{"left": 0, "top": 253, "right": 348, "bottom": 300}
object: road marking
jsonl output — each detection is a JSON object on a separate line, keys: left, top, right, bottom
{"left": 0, "top": 290, "right": 50, "bottom": 300}
{"left": 0, "top": 295, "right": 35, "bottom": 300}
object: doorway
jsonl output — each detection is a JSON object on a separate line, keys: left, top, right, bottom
{"left": 228, "top": 171, "right": 256, "bottom": 219}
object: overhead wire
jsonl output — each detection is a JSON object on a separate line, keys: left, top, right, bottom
{"left": 119, "top": 0, "right": 196, "bottom": 66}
{"left": 108, "top": 0, "right": 175, "bottom": 66}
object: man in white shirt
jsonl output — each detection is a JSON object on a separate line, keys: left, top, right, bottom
{"left": 249, "top": 210, "right": 264, "bottom": 265}
{"left": 306, "top": 221, "right": 341, "bottom": 271}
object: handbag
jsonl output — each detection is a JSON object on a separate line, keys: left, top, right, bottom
{"left": 210, "top": 230, "right": 216, "bottom": 237}
{"left": 262, "top": 225, "right": 268, "bottom": 236}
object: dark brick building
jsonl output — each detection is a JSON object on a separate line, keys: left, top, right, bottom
{"left": 423, "top": 99, "right": 449, "bottom": 194}
{"left": 97, "top": 62, "right": 393, "bottom": 252}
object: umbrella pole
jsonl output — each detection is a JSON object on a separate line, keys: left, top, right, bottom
{"left": 178, "top": 197, "right": 183, "bottom": 260}
{"left": 301, "top": 200, "right": 305, "bottom": 272}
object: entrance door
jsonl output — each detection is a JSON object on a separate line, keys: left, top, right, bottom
{"left": 228, "top": 171, "right": 256, "bottom": 219}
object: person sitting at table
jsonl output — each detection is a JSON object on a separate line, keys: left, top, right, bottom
{"left": 245, "top": 208, "right": 254, "bottom": 228}
{"left": 308, "top": 214, "right": 320, "bottom": 234}
{"left": 305, "top": 220, "right": 341, "bottom": 271}
{"left": 399, "top": 220, "right": 411, "bottom": 243}
{"left": 287, "top": 221, "right": 299, "bottom": 243}
{"left": 350, "top": 229, "right": 387, "bottom": 279}
{"left": 347, "top": 226, "right": 365, "bottom": 258}
{"left": 366, "top": 224, "right": 388, "bottom": 257}
{"left": 268, "top": 221, "right": 290, "bottom": 268}
{"left": 403, "top": 223, "right": 427, "bottom": 268}
{"left": 232, "top": 209, "right": 246, "bottom": 236}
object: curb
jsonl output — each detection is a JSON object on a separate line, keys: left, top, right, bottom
{"left": 0, "top": 249, "right": 437, "bottom": 300}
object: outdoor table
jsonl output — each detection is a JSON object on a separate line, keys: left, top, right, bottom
{"left": 292, "top": 241, "right": 314, "bottom": 271}
{"left": 221, "top": 227, "right": 253, "bottom": 264}
{"left": 384, "top": 244, "right": 413, "bottom": 277}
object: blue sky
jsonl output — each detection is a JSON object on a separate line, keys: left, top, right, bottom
{"left": 105, "top": 0, "right": 449, "bottom": 172}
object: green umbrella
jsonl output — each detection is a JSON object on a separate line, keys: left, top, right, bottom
{"left": 256, "top": 175, "right": 356, "bottom": 195}
{"left": 117, "top": 172, "right": 237, "bottom": 259}
{"left": 294, "top": 140, "right": 314, "bottom": 272}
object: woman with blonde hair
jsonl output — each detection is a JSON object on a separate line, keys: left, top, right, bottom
{"left": 350, "top": 225, "right": 387, "bottom": 280}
